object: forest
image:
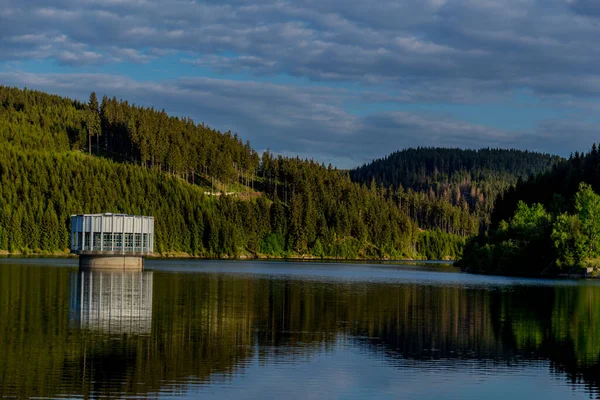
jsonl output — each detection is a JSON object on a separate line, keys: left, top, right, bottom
{"left": 350, "top": 147, "right": 561, "bottom": 231}
{"left": 0, "top": 85, "right": 560, "bottom": 260}
{"left": 0, "top": 85, "right": 418, "bottom": 259}
{"left": 458, "top": 145, "right": 600, "bottom": 275}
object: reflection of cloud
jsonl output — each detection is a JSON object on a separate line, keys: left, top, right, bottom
{"left": 69, "top": 271, "right": 153, "bottom": 334}
{"left": 179, "top": 338, "right": 586, "bottom": 400}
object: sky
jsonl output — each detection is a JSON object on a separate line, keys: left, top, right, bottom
{"left": 1, "top": 0, "right": 600, "bottom": 168}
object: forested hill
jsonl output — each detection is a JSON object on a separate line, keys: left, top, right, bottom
{"left": 458, "top": 145, "right": 600, "bottom": 275}
{"left": 349, "top": 148, "right": 562, "bottom": 230}
{"left": 350, "top": 148, "right": 560, "bottom": 190}
{"left": 490, "top": 147, "right": 600, "bottom": 227}
{"left": 0, "top": 85, "right": 465, "bottom": 260}
{"left": 0, "top": 85, "right": 260, "bottom": 191}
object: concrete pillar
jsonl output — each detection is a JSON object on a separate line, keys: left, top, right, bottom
{"left": 79, "top": 255, "right": 144, "bottom": 271}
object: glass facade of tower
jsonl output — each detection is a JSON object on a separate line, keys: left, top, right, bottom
{"left": 70, "top": 214, "right": 154, "bottom": 254}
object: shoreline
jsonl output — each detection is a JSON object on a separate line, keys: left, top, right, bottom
{"left": 0, "top": 251, "right": 456, "bottom": 265}
{"left": 459, "top": 266, "right": 597, "bottom": 279}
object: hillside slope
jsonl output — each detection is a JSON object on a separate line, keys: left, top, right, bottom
{"left": 350, "top": 147, "right": 562, "bottom": 231}
{"left": 3, "top": 85, "right": 467, "bottom": 259}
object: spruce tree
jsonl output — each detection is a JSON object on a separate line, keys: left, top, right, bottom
{"left": 40, "top": 203, "right": 60, "bottom": 251}
{"left": 8, "top": 211, "right": 23, "bottom": 253}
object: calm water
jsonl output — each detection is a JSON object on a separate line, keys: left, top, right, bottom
{"left": 2, "top": 259, "right": 600, "bottom": 399}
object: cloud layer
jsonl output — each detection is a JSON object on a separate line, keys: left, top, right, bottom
{"left": 1, "top": 0, "right": 600, "bottom": 166}
{"left": 2, "top": 71, "right": 594, "bottom": 168}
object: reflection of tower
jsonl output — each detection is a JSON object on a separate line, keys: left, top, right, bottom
{"left": 69, "top": 271, "right": 153, "bottom": 334}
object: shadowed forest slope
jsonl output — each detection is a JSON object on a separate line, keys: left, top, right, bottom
{"left": 350, "top": 147, "right": 561, "bottom": 232}
{"left": 458, "top": 145, "right": 600, "bottom": 274}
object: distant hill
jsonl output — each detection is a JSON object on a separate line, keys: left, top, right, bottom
{"left": 350, "top": 147, "right": 562, "bottom": 230}
{"left": 350, "top": 147, "right": 561, "bottom": 190}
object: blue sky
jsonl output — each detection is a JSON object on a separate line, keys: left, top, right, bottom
{"left": 1, "top": 0, "right": 600, "bottom": 168}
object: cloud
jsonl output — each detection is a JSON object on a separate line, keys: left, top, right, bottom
{"left": 2, "top": 0, "right": 600, "bottom": 99}
{"left": 1, "top": 71, "right": 594, "bottom": 168}
{"left": 565, "top": 0, "right": 600, "bottom": 16}
{"left": 182, "top": 55, "right": 277, "bottom": 75}
{"left": 2, "top": 1, "right": 600, "bottom": 166}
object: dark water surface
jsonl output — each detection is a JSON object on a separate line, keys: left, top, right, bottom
{"left": 2, "top": 259, "right": 600, "bottom": 399}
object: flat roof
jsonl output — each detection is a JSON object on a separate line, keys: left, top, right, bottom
{"left": 71, "top": 213, "right": 154, "bottom": 218}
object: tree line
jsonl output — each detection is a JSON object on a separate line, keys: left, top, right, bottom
{"left": 0, "top": 86, "right": 260, "bottom": 190}
{"left": 350, "top": 147, "right": 561, "bottom": 232}
{"left": 0, "top": 144, "right": 465, "bottom": 259}
{"left": 459, "top": 144, "right": 600, "bottom": 274}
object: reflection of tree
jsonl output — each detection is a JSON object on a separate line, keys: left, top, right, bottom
{"left": 4, "top": 264, "right": 600, "bottom": 398}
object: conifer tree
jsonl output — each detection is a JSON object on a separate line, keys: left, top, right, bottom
{"left": 8, "top": 210, "right": 23, "bottom": 253}
{"left": 40, "top": 203, "right": 60, "bottom": 251}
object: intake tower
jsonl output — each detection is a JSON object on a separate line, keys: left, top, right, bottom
{"left": 70, "top": 213, "right": 154, "bottom": 270}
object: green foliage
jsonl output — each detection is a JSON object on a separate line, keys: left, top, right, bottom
{"left": 575, "top": 182, "right": 600, "bottom": 258}
{"left": 459, "top": 202, "right": 555, "bottom": 275}
{"left": 461, "top": 180, "right": 600, "bottom": 274}
{"left": 351, "top": 147, "right": 560, "bottom": 235}
{"left": 259, "top": 233, "right": 285, "bottom": 256}
{"left": 40, "top": 203, "right": 60, "bottom": 251}
{"left": 311, "top": 238, "right": 324, "bottom": 258}
{"left": 0, "top": 85, "right": 469, "bottom": 260}
{"left": 330, "top": 236, "right": 362, "bottom": 259}
{"left": 551, "top": 213, "right": 584, "bottom": 268}
{"left": 8, "top": 208, "right": 23, "bottom": 253}
{"left": 509, "top": 201, "right": 550, "bottom": 238}
{"left": 416, "top": 230, "right": 465, "bottom": 260}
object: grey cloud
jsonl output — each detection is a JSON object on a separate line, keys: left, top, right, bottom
{"left": 565, "top": 0, "right": 600, "bottom": 16}
{"left": 182, "top": 55, "right": 277, "bottom": 75}
{"left": 109, "top": 47, "right": 157, "bottom": 63}
{"left": 4, "top": 0, "right": 600, "bottom": 99}
{"left": 528, "top": 119, "right": 600, "bottom": 153}
{"left": 0, "top": 32, "right": 112, "bottom": 66}
{"left": 0, "top": 71, "right": 593, "bottom": 168}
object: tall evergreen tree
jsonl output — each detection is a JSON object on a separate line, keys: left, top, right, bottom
{"left": 40, "top": 203, "right": 60, "bottom": 251}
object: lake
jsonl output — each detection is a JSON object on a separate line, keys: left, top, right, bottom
{"left": 1, "top": 258, "right": 600, "bottom": 399}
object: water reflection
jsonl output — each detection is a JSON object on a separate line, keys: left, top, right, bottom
{"left": 69, "top": 271, "right": 153, "bottom": 334}
{"left": 2, "top": 262, "right": 600, "bottom": 399}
